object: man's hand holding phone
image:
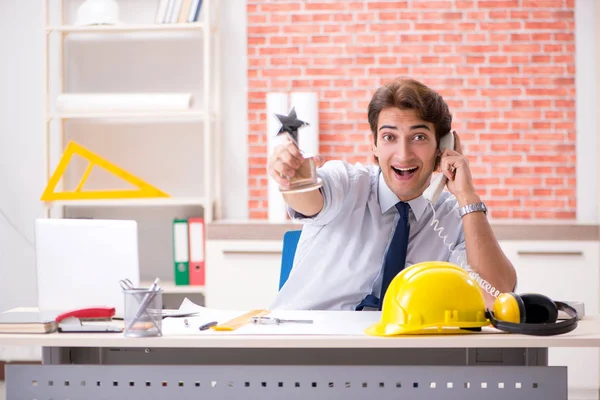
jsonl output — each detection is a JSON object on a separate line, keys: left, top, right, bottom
{"left": 439, "top": 131, "right": 480, "bottom": 207}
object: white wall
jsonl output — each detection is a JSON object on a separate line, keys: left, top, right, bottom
{"left": 0, "top": 1, "right": 46, "bottom": 312}
{"left": 576, "top": 0, "right": 598, "bottom": 223}
{"left": 0, "top": 0, "right": 248, "bottom": 312}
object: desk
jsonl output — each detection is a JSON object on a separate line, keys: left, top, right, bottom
{"left": 3, "top": 316, "right": 600, "bottom": 399}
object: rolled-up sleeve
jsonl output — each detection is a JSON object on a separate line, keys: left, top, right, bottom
{"left": 287, "top": 160, "right": 352, "bottom": 226}
{"left": 448, "top": 231, "right": 517, "bottom": 293}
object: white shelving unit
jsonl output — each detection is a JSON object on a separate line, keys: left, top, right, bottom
{"left": 42, "top": 0, "right": 221, "bottom": 222}
{"left": 41, "top": 0, "right": 222, "bottom": 293}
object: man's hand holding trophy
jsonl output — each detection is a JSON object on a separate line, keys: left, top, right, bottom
{"left": 267, "top": 106, "right": 323, "bottom": 194}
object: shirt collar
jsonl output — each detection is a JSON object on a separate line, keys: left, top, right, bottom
{"left": 377, "top": 170, "right": 428, "bottom": 221}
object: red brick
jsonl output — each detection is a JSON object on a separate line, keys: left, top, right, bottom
{"left": 456, "top": 1, "right": 476, "bottom": 9}
{"left": 505, "top": 177, "right": 542, "bottom": 186}
{"left": 512, "top": 210, "right": 532, "bottom": 219}
{"left": 444, "top": 34, "right": 463, "bottom": 42}
{"left": 525, "top": 21, "right": 568, "bottom": 30}
{"left": 479, "top": 0, "right": 519, "bottom": 7}
{"left": 270, "top": 14, "right": 290, "bottom": 24}
{"left": 554, "top": 10, "right": 574, "bottom": 19}
{"left": 522, "top": 0, "right": 564, "bottom": 6}
{"left": 323, "top": 25, "right": 343, "bottom": 33}
{"left": 503, "top": 44, "right": 541, "bottom": 53}
{"left": 481, "top": 22, "right": 521, "bottom": 30}
{"left": 488, "top": 10, "right": 509, "bottom": 19}
{"left": 412, "top": 1, "right": 453, "bottom": 9}
{"left": 511, "top": 33, "right": 530, "bottom": 42}
{"left": 480, "top": 66, "right": 519, "bottom": 74}
{"left": 511, "top": 10, "right": 529, "bottom": 18}
{"left": 467, "top": 33, "right": 486, "bottom": 42}
{"left": 248, "top": 26, "right": 280, "bottom": 35}
{"left": 283, "top": 24, "right": 322, "bottom": 34}
{"left": 305, "top": 2, "right": 346, "bottom": 11}
{"left": 260, "top": 3, "right": 301, "bottom": 12}
{"left": 367, "top": 1, "right": 409, "bottom": 10}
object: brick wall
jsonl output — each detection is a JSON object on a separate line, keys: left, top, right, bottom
{"left": 247, "top": 0, "right": 576, "bottom": 220}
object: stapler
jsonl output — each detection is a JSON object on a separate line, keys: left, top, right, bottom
{"left": 57, "top": 307, "right": 123, "bottom": 333}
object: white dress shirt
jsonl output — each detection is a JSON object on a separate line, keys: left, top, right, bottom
{"left": 270, "top": 160, "right": 467, "bottom": 311}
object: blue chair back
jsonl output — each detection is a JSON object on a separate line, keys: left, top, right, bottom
{"left": 279, "top": 230, "right": 302, "bottom": 290}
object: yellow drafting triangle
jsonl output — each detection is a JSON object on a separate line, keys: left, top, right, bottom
{"left": 41, "top": 141, "right": 170, "bottom": 201}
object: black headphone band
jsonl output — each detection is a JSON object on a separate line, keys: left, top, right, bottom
{"left": 488, "top": 301, "right": 578, "bottom": 336}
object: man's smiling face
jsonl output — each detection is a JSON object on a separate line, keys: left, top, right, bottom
{"left": 372, "top": 107, "right": 438, "bottom": 202}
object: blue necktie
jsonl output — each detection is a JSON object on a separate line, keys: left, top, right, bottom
{"left": 355, "top": 202, "right": 410, "bottom": 311}
{"left": 378, "top": 202, "right": 410, "bottom": 310}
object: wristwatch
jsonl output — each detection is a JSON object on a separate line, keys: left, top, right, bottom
{"left": 459, "top": 202, "right": 487, "bottom": 218}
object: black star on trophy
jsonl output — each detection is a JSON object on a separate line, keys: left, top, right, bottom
{"left": 274, "top": 106, "right": 323, "bottom": 194}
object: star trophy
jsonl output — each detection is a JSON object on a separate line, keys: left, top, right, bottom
{"left": 274, "top": 106, "right": 323, "bottom": 194}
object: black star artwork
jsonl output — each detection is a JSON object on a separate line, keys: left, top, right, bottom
{"left": 274, "top": 106, "right": 310, "bottom": 144}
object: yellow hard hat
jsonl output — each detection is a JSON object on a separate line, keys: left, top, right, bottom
{"left": 365, "top": 261, "right": 489, "bottom": 336}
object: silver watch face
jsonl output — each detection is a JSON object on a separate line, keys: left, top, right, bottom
{"left": 460, "top": 202, "right": 486, "bottom": 217}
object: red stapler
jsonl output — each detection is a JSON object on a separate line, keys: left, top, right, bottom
{"left": 55, "top": 307, "right": 116, "bottom": 323}
{"left": 56, "top": 307, "right": 122, "bottom": 333}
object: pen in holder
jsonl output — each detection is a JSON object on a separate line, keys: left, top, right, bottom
{"left": 122, "top": 278, "right": 163, "bottom": 337}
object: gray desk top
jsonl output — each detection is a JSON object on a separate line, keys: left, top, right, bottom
{"left": 0, "top": 315, "right": 598, "bottom": 349}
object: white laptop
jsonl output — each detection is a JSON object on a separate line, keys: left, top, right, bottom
{"left": 34, "top": 218, "right": 140, "bottom": 319}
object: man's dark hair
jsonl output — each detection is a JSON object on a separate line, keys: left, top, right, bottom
{"left": 367, "top": 77, "right": 452, "bottom": 167}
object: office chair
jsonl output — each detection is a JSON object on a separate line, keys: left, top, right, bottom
{"left": 278, "top": 230, "right": 302, "bottom": 290}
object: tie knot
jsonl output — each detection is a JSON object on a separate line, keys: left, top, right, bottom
{"left": 395, "top": 202, "right": 410, "bottom": 220}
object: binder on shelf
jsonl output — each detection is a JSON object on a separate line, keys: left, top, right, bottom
{"left": 188, "top": 217, "right": 205, "bottom": 286}
{"left": 173, "top": 219, "right": 190, "bottom": 285}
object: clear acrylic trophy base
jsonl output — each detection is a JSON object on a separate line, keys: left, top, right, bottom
{"left": 279, "top": 178, "right": 323, "bottom": 194}
{"left": 279, "top": 155, "right": 323, "bottom": 194}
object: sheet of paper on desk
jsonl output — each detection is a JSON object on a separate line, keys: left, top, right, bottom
{"left": 161, "top": 298, "right": 381, "bottom": 336}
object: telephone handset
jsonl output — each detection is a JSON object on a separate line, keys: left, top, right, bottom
{"left": 422, "top": 131, "right": 501, "bottom": 299}
{"left": 422, "top": 132, "right": 455, "bottom": 204}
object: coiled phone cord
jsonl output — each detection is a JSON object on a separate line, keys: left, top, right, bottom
{"left": 427, "top": 201, "right": 501, "bottom": 299}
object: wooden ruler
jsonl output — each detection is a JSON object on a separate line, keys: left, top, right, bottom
{"left": 212, "top": 309, "right": 271, "bottom": 331}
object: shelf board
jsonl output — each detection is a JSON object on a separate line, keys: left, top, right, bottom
{"left": 47, "top": 23, "right": 205, "bottom": 34}
{"left": 46, "top": 197, "right": 207, "bottom": 207}
{"left": 141, "top": 280, "right": 205, "bottom": 295}
{"left": 48, "top": 110, "right": 212, "bottom": 120}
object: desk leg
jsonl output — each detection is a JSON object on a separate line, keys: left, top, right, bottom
{"left": 41, "top": 347, "right": 71, "bottom": 365}
{"left": 467, "top": 348, "right": 548, "bottom": 366}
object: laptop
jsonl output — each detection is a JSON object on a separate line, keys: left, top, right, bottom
{"left": 34, "top": 218, "right": 140, "bottom": 319}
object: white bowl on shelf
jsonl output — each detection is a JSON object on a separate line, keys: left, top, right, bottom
{"left": 75, "top": 0, "right": 120, "bottom": 26}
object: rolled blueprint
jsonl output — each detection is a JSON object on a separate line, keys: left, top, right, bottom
{"left": 290, "top": 91, "right": 319, "bottom": 155}
{"left": 55, "top": 93, "right": 193, "bottom": 112}
{"left": 266, "top": 92, "right": 289, "bottom": 222}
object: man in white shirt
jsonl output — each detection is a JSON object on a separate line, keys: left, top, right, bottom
{"left": 268, "top": 77, "right": 517, "bottom": 311}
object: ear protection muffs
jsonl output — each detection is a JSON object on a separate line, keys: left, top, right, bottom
{"left": 487, "top": 292, "right": 578, "bottom": 336}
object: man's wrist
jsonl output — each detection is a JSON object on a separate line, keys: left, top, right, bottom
{"left": 456, "top": 192, "right": 481, "bottom": 208}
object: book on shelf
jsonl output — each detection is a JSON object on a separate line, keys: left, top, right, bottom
{"left": 156, "top": 0, "right": 202, "bottom": 24}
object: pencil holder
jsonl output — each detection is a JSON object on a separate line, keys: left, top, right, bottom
{"left": 123, "top": 288, "right": 163, "bottom": 337}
